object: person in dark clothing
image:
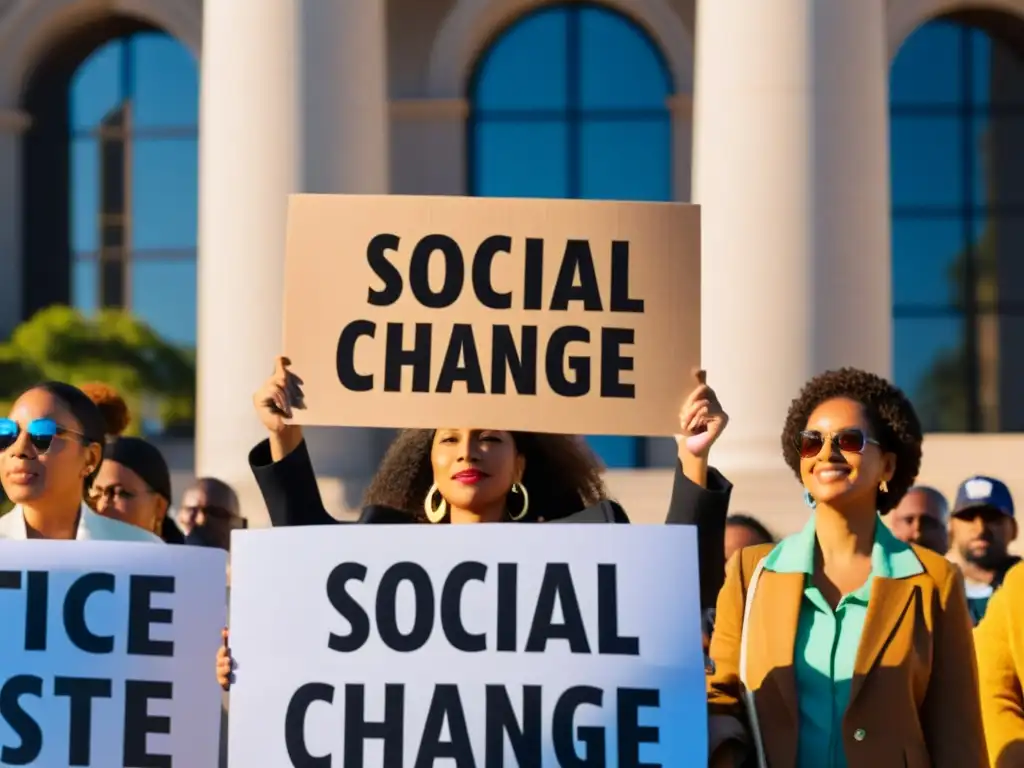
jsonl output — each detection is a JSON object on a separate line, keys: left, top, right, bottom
{"left": 253, "top": 358, "right": 729, "bottom": 583}
{"left": 217, "top": 357, "right": 734, "bottom": 689}
{"left": 946, "top": 475, "right": 1020, "bottom": 625}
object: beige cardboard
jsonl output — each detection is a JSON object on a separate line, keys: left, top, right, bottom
{"left": 282, "top": 194, "right": 700, "bottom": 436}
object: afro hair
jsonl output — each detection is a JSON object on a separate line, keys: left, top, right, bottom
{"left": 780, "top": 367, "right": 922, "bottom": 514}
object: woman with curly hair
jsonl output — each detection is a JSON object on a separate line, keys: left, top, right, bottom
{"left": 706, "top": 368, "right": 986, "bottom": 768}
{"left": 215, "top": 356, "right": 734, "bottom": 688}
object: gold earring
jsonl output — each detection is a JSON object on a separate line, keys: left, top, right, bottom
{"left": 423, "top": 484, "right": 447, "bottom": 523}
{"left": 508, "top": 482, "right": 530, "bottom": 522}
{"left": 879, "top": 479, "right": 889, "bottom": 493}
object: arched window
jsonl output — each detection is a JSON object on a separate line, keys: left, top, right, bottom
{"left": 468, "top": 2, "right": 673, "bottom": 468}
{"left": 23, "top": 24, "right": 198, "bottom": 348}
{"left": 891, "top": 12, "right": 1024, "bottom": 432}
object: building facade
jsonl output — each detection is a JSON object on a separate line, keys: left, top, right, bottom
{"left": 0, "top": 0, "right": 1022, "bottom": 530}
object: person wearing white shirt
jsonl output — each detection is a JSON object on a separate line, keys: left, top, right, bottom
{"left": 0, "top": 381, "right": 161, "bottom": 543}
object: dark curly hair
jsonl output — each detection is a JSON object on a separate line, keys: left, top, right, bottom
{"left": 780, "top": 368, "right": 922, "bottom": 514}
{"left": 363, "top": 430, "right": 608, "bottom": 522}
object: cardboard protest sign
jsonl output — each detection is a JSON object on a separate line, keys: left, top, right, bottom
{"left": 227, "top": 525, "right": 706, "bottom": 766}
{"left": 0, "top": 542, "right": 227, "bottom": 767}
{"left": 282, "top": 194, "right": 699, "bottom": 436}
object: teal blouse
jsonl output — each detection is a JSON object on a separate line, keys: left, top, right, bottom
{"left": 761, "top": 516, "right": 923, "bottom": 768}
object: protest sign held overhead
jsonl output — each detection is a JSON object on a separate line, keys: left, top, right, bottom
{"left": 226, "top": 524, "right": 706, "bottom": 767}
{"left": 283, "top": 194, "right": 700, "bottom": 436}
{"left": 0, "top": 541, "right": 227, "bottom": 768}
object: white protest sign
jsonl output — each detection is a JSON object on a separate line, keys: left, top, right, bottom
{"left": 0, "top": 541, "right": 227, "bottom": 767}
{"left": 228, "top": 524, "right": 705, "bottom": 766}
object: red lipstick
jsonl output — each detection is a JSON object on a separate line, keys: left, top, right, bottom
{"left": 452, "top": 468, "right": 488, "bottom": 485}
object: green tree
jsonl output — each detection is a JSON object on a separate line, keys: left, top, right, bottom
{"left": 0, "top": 306, "right": 196, "bottom": 434}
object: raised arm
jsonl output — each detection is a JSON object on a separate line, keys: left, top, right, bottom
{"left": 248, "top": 356, "right": 337, "bottom": 527}
{"left": 666, "top": 369, "right": 732, "bottom": 611}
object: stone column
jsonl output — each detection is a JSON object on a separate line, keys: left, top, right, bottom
{"left": 0, "top": 109, "right": 28, "bottom": 337}
{"left": 196, "top": 0, "right": 389, "bottom": 525}
{"left": 691, "top": 0, "right": 891, "bottom": 477}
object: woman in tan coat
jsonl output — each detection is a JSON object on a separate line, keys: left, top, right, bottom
{"left": 706, "top": 368, "right": 986, "bottom": 768}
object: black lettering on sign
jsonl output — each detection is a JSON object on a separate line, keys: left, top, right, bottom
{"left": 340, "top": 323, "right": 636, "bottom": 398}
{"left": 0, "top": 676, "right": 175, "bottom": 767}
{"left": 440, "top": 562, "right": 487, "bottom": 652}
{"left": 617, "top": 688, "right": 660, "bottom": 768}
{"left": 0, "top": 571, "right": 177, "bottom": 657}
{"left": 340, "top": 235, "right": 645, "bottom": 399}
{"left": 343, "top": 683, "right": 405, "bottom": 768}
{"left": 552, "top": 686, "right": 604, "bottom": 767}
{"left": 366, "top": 234, "right": 403, "bottom": 307}
{"left": 523, "top": 238, "right": 544, "bottom": 310}
{"left": 376, "top": 563, "right": 435, "bottom": 653}
{"left": 323, "top": 561, "right": 638, "bottom": 656}
{"left": 285, "top": 682, "right": 334, "bottom": 768}
{"left": 610, "top": 242, "right": 644, "bottom": 313}
{"left": 336, "top": 320, "right": 376, "bottom": 392}
{"left": 64, "top": 573, "right": 115, "bottom": 654}
{"left": 0, "top": 675, "right": 43, "bottom": 765}
{"left": 414, "top": 684, "right": 474, "bottom": 768}
{"left": 383, "top": 322, "right": 432, "bottom": 393}
{"left": 550, "top": 240, "right": 603, "bottom": 311}
{"left": 279, "top": 683, "right": 661, "bottom": 766}
{"left": 473, "top": 235, "right": 513, "bottom": 310}
{"left": 600, "top": 328, "right": 635, "bottom": 399}
{"left": 495, "top": 563, "right": 518, "bottom": 653}
{"left": 123, "top": 680, "right": 173, "bottom": 768}
{"left": 128, "top": 576, "right": 175, "bottom": 657}
{"left": 545, "top": 326, "right": 590, "bottom": 398}
{"left": 326, "top": 562, "right": 370, "bottom": 653}
{"left": 484, "top": 685, "right": 542, "bottom": 767}
{"left": 55, "top": 676, "right": 112, "bottom": 766}
{"left": 525, "top": 563, "right": 590, "bottom": 653}
{"left": 410, "top": 235, "right": 464, "bottom": 309}
{"left": 491, "top": 326, "right": 537, "bottom": 396}
{"left": 0, "top": 571, "right": 48, "bottom": 651}
{"left": 436, "top": 325, "right": 485, "bottom": 395}
{"left": 597, "top": 565, "right": 640, "bottom": 656}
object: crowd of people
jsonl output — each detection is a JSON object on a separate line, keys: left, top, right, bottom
{"left": 2, "top": 358, "right": 1024, "bottom": 766}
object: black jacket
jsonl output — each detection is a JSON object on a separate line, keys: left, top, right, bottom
{"left": 249, "top": 439, "right": 732, "bottom": 612}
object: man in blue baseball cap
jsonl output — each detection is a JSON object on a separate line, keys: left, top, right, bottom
{"left": 947, "top": 475, "right": 1020, "bottom": 624}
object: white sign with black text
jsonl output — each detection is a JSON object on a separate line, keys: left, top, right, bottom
{"left": 0, "top": 541, "right": 227, "bottom": 767}
{"left": 227, "top": 524, "right": 705, "bottom": 767}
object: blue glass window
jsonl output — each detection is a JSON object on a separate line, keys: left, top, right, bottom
{"left": 469, "top": 3, "right": 673, "bottom": 467}
{"left": 891, "top": 16, "right": 1024, "bottom": 432}
{"left": 69, "top": 31, "right": 198, "bottom": 348}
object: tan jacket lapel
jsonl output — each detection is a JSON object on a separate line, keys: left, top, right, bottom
{"left": 754, "top": 570, "right": 804, "bottom": 727}
{"left": 849, "top": 576, "right": 917, "bottom": 704}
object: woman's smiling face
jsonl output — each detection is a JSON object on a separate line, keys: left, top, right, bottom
{"left": 799, "top": 397, "right": 894, "bottom": 511}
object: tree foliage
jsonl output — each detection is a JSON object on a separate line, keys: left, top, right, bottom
{"left": 0, "top": 306, "right": 196, "bottom": 436}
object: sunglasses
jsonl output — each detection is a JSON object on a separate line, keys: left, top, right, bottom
{"left": 0, "top": 418, "right": 87, "bottom": 455}
{"left": 798, "top": 428, "right": 880, "bottom": 459}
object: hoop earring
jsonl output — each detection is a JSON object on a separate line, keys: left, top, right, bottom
{"left": 803, "top": 489, "right": 817, "bottom": 509}
{"left": 508, "top": 483, "right": 530, "bottom": 522}
{"left": 879, "top": 479, "right": 889, "bottom": 494}
{"left": 423, "top": 484, "right": 448, "bottom": 523}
